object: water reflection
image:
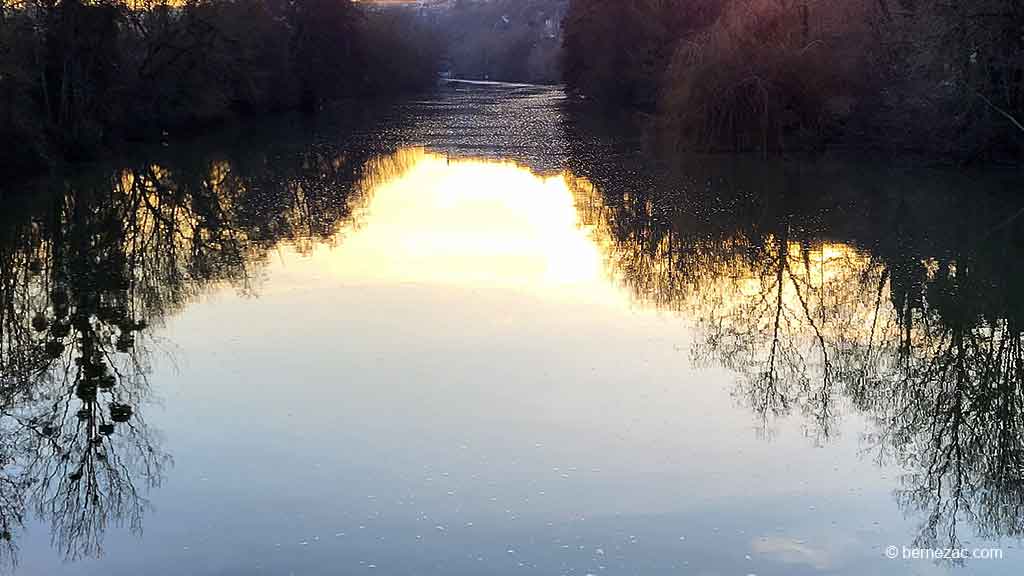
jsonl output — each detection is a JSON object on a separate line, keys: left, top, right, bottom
{"left": 0, "top": 144, "right": 635, "bottom": 564}
{"left": 565, "top": 147, "right": 1024, "bottom": 560}
{"left": 0, "top": 92, "right": 1023, "bottom": 572}
{"left": 326, "top": 149, "right": 606, "bottom": 292}
{"left": 0, "top": 128, "right": 386, "bottom": 563}
{"left": 0, "top": 186, "right": 169, "bottom": 563}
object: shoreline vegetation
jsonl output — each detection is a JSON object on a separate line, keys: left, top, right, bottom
{"left": 437, "top": 0, "right": 565, "bottom": 85}
{"left": 2, "top": 0, "right": 1023, "bottom": 182}
{"left": 562, "top": 0, "right": 1024, "bottom": 162}
{"left": 0, "top": 0, "right": 443, "bottom": 178}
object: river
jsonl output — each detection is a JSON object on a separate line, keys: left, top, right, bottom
{"left": 1, "top": 83, "right": 1023, "bottom": 575}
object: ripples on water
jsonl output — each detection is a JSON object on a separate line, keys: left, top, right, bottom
{"left": 1, "top": 84, "right": 1023, "bottom": 575}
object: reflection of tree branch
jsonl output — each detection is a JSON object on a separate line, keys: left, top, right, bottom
{"left": 763, "top": 234, "right": 785, "bottom": 398}
{"left": 565, "top": 152, "right": 1024, "bottom": 554}
{"left": 0, "top": 120, "right": 383, "bottom": 564}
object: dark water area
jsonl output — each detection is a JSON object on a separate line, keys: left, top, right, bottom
{"left": 1, "top": 83, "right": 1024, "bottom": 575}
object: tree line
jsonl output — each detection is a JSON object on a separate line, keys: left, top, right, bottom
{"left": 562, "top": 0, "right": 1024, "bottom": 161}
{"left": 437, "top": 0, "right": 565, "bottom": 84}
{"left": 0, "top": 0, "right": 443, "bottom": 177}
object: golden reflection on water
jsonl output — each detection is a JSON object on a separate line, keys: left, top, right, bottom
{"left": 269, "top": 148, "right": 897, "bottom": 334}
{"left": 306, "top": 148, "right": 975, "bottom": 435}
{"left": 102, "top": 145, "right": 909, "bottom": 347}
{"left": 290, "top": 149, "right": 616, "bottom": 302}
{"left": 100, "top": 143, "right": 946, "bottom": 392}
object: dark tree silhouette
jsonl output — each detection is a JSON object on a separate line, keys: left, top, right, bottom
{"left": 0, "top": 114, "right": 409, "bottom": 563}
{"left": 565, "top": 115, "right": 1024, "bottom": 554}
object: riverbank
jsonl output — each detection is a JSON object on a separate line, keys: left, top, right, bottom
{"left": 562, "top": 0, "right": 1024, "bottom": 163}
{"left": 0, "top": 0, "right": 442, "bottom": 181}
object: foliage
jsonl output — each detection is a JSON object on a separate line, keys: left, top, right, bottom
{"left": 562, "top": 0, "right": 1024, "bottom": 160}
{"left": 0, "top": 0, "right": 443, "bottom": 177}
{"left": 562, "top": 0, "right": 718, "bottom": 108}
{"left": 360, "top": 8, "right": 444, "bottom": 94}
{"left": 439, "top": 0, "right": 566, "bottom": 84}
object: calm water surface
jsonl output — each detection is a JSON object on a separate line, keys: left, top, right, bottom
{"left": 2, "top": 84, "right": 1024, "bottom": 575}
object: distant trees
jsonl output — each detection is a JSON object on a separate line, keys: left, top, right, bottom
{"left": 0, "top": 0, "right": 444, "bottom": 177}
{"left": 291, "top": 0, "right": 362, "bottom": 112}
{"left": 562, "top": 0, "right": 1024, "bottom": 160}
{"left": 439, "top": 0, "right": 566, "bottom": 84}
{"left": 562, "top": 0, "right": 718, "bottom": 109}
{"left": 360, "top": 7, "right": 443, "bottom": 94}
{"left": 0, "top": 1, "right": 50, "bottom": 173}
{"left": 879, "top": 1, "right": 1024, "bottom": 156}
